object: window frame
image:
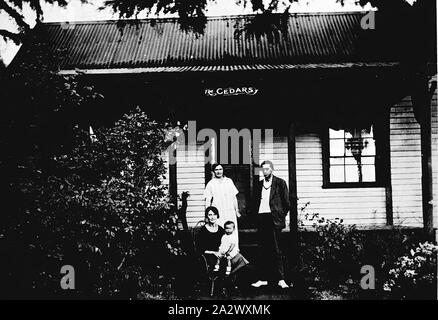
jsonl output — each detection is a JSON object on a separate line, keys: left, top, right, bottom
{"left": 321, "top": 116, "right": 390, "bottom": 189}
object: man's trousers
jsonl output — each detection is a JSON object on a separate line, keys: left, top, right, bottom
{"left": 256, "top": 213, "right": 285, "bottom": 283}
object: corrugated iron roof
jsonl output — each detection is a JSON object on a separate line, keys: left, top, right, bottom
{"left": 21, "top": 12, "right": 397, "bottom": 70}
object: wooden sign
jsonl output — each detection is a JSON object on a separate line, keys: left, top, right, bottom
{"left": 204, "top": 86, "right": 259, "bottom": 97}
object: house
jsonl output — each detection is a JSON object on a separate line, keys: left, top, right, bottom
{"left": 11, "top": 12, "right": 437, "bottom": 237}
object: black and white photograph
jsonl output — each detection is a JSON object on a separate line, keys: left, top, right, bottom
{"left": 0, "top": 0, "right": 437, "bottom": 306}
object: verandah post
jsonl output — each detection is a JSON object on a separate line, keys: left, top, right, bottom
{"left": 287, "top": 122, "right": 299, "bottom": 267}
{"left": 169, "top": 144, "right": 178, "bottom": 210}
{"left": 420, "top": 92, "right": 434, "bottom": 239}
{"left": 412, "top": 72, "right": 435, "bottom": 240}
{"left": 384, "top": 106, "right": 394, "bottom": 226}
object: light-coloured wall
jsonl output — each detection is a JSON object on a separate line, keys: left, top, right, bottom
{"left": 390, "top": 96, "right": 423, "bottom": 227}
{"left": 176, "top": 142, "right": 206, "bottom": 226}
{"left": 390, "top": 80, "right": 437, "bottom": 228}
{"left": 295, "top": 134, "right": 387, "bottom": 227}
{"left": 431, "top": 77, "right": 438, "bottom": 230}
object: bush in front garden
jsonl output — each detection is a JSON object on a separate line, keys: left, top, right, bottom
{"left": 383, "top": 241, "right": 437, "bottom": 300}
{"left": 299, "top": 213, "right": 364, "bottom": 288}
{"left": 1, "top": 108, "right": 183, "bottom": 298}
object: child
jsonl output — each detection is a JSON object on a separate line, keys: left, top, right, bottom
{"left": 213, "top": 220, "right": 239, "bottom": 275}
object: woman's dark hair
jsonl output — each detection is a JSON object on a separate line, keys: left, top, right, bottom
{"left": 205, "top": 206, "right": 220, "bottom": 219}
{"left": 211, "top": 163, "right": 223, "bottom": 172}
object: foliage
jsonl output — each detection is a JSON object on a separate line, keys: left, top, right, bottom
{"left": 1, "top": 108, "right": 184, "bottom": 298}
{"left": 2, "top": 0, "right": 435, "bottom": 45}
{"left": 299, "top": 211, "right": 364, "bottom": 288}
{"left": 0, "top": 0, "right": 87, "bottom": 44}
{"left": 383, "top": 241, "right": 437, "bottom": 299}
{"left": 0, "top": 33, "right": 103, "bottom": 160}
{"left": 298, "top": 207, "right": 436, "bottom": 300}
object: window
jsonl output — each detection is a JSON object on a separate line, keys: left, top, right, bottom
{"left": 323, "top": 124, "right": 387, "bottom": 188}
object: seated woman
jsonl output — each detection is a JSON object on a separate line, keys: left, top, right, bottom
{"left": 196, "top": 206, "right": 249, "bottom": 276}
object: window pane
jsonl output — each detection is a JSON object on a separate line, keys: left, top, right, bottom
{"left": 329, "top": 128, "right": 344, "bottom": 139}
{"left": 345, "top": 146, "right": 353, "bottom": 157}
{"left": 345, "top": 165, "right": 360, "bottom": 182}
{"left": 345, "top": 156, "right": 375, "bottom": 165}
{"left": 345, "top": 155, "right": 375, "bottom": 165}
{"left": 362, "top": 165, "right": 376, "bottom": 182}
{"left": 330, "top": 166, "right": 344, "bottom": 182}
{"left": 330, "top": 157, "right": 344, "bottom": 166}
{"left": 329, "top": 139, "right": 344, "bottom": 156}
{"left": 361, "top": 157, "right": 375, "bottom": 165}
{"left": 361, "top": 126, "right": 373, "bottom": 138}
{"left": 345, "top": 137, "right": 366, "bottom": 157}
{"left": 345, "top": 157, "right": 358, "bottom": 165}
{"left": 361, "top": 138, "right": 376, "bottom": 156}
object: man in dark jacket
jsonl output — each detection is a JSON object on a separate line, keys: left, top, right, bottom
{"left": 251, "top": 160, "right": 290, "bottom": 289}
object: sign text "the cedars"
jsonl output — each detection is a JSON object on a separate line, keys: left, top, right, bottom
{"left": 204, "top": 86, "right": 259, "bottom": 97}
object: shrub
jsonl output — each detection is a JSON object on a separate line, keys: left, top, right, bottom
{"left": 299, "top": 212, "right": 364, "bottom": 288}
{"left": 359, "top": 226, "right": 427, "bottom": 292}
{"left": 1, "top": 108, "right": 183, "bottom": 298}
{"left": 383, "top": 241, "right": 437, "bottom": 300}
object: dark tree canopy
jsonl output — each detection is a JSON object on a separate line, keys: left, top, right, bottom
{"left": 0, "top": 0, "right": 85, "bottom": 44}
{"left": 1, "top": 0, "right": 435, "bottom": 44}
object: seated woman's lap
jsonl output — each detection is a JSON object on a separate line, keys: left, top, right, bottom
{"left": 204, "top": 252, "right": 248, "bottom": 274}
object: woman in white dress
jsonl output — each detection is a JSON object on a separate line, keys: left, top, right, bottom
{"left": 203, "top": 164, "right": 241, "bottom": 233}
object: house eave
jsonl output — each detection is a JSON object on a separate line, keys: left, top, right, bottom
{"left": 58, "top": 62, "right": 401, "bottom": 75}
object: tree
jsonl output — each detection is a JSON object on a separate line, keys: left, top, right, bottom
{"left": 0, "top": 26, "right": 105, "bottom": 276}
{"left": 0, "top": 29, "right": 103, "bottom": 158}
{"left": 1, "top": 0, "right": 435, "bottom": 45}
{"left": 0, "top": 107, "right": 183, "bottom": 298}
{"left": 0, "top": 0, "right": 86, "bottom": 44}
{"left": 0, "top": 6, "right": 185, "bottom": 297}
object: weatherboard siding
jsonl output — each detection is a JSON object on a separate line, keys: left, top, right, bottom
{"left": 295, "top": 134, "right": 387, "bottom": 227}
{"left": 390, "top": 96, "right": 423, "bottom": 227}
{"left": 176, "top": 143, "right": 206, "bottom": 226}
{"left": 431, "top": 79, "right": 438, "bottom": 230}
{"left": 390, "top": 88, "right": 438, "bottom": 228}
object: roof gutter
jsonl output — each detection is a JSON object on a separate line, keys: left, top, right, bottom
{"left": 58, "top": 62, "right": 401, "bottom": 75}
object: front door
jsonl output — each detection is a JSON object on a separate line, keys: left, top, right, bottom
{"left": 204, "top": 128, "right": 258, "bottom": 229}
{"left": 220, "top": 164, "right": 254, "bottom": 228}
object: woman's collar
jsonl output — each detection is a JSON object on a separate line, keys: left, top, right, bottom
{"left": 206, "top": 223, "right": 218, "bottom": 230}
